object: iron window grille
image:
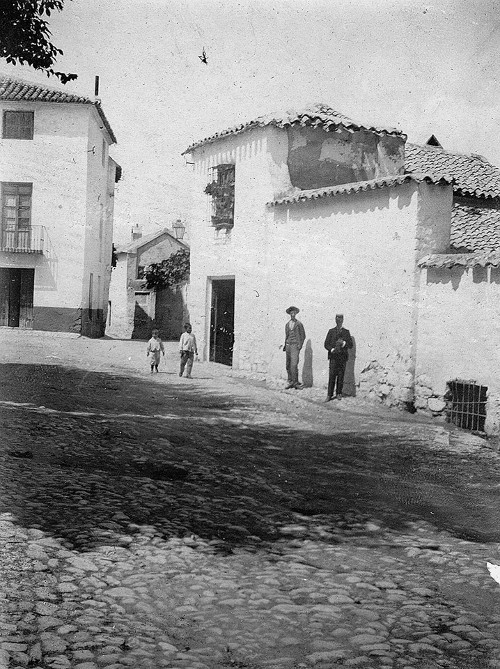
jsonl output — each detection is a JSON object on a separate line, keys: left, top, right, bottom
{"left": 445, "top": 379, "right": 487, "bottom": 433}
{"left": 205, "top": 164, "right": 235, "bottom": 230}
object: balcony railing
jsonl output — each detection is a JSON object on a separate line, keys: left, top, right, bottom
{"left": 0, "top": 226, "right": 45, "bottom": 253}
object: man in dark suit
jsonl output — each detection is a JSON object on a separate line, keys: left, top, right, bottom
{"left": 324, "top": 314, "right": 353, "bottom": 401}
{"left": 283, "top": 306, "right": 306, "bottom": 389}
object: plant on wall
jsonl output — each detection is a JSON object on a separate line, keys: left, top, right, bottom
{"left": 204, "top": 164, "right": 235, "bottom": 229}
{"left": 142, "top": 248, "right": 190, "bottom": 290}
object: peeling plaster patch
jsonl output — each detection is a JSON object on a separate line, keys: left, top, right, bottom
{"left": 319, "top": 138, "right": 353, "bottom": 163}
{"left": 289, "top": 132, "right": 307, "bottom": 150}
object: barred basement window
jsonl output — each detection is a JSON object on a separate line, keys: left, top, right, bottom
{"left": 204, "top": 164, "right": 235, "bottom": 230}
{"left": 445, "top": 379, "right": 487, "bottom": 432}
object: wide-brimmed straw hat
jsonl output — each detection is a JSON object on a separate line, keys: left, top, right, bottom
{"left": 286, "top": 306, "right": 300, "bottom": 314}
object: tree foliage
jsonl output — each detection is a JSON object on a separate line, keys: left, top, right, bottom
{"left": 142, "top": 248, "right": 190, "bottom": 290}
{"left": 0, "top": 0, "right": 77, "bottom": 83}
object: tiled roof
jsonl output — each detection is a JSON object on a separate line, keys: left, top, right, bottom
{"left": 269, "top": 173, "right": 453, "bottom": 207}
{"left": 450, "top": 203, "right": 500, "bottom": 252}
{"left": 419, "top": 251, "right": 500, "bottom": 268}
{"left": 405, "top": 143, "right": 500, "bottom": 199}
{"left": 116, "top": 228, "right": 188, "bottom": 254}
{"left": 183, "top": 103, "right": 405, "bottom": 153}
{"left": 0, "top": 74, "right": 117, "bottom": 143}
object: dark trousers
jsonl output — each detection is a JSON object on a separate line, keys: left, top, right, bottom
{"left": 285, "top": 344, "right": 300, "bottom": 386}
{"left": 328, "top": 357, "right": 346, "bottom": 397}
{"left": 180, "top": 351, "right": 194, "bottom": 377}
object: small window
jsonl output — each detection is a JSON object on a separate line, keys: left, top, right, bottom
{"left": 102, "top": 139, "right": 107, "bottom": 168}
{"left": 137, "top": 265, "right": 145, "bottom": 279}
{"left": 445, "top": 379, "right": 487, "bottom": 432}
{"left": 205, "top": 164, "right": 235, "bottom": 230}
{"left": 3, "top": 111, "right": 34, "bottom": 139}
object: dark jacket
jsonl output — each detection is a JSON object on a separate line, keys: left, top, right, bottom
{"left": 324, "top": 327, "right": 353, "bottom": 361}
{"left": 284, "top": 319, "right": 306, "bottom": 350}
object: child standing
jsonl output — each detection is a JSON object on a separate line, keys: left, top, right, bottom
{"left": 179, "top": 323, "right": 198, "bottom": 378}
{"left": 146, "top": 328, "right": 164, "bottom": 373}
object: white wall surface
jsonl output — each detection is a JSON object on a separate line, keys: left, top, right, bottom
{"left": 186, "top": 126, "right": 452, "bottom": 396}
{"left": 0, "top": 101, "right": 90, "bottom": 309}
{"left": 417, "top": 266, "right": 500, "bottom": 432}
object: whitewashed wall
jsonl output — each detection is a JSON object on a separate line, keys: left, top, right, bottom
{"left": 416, "top": 265, "right": 500, "bottom": 433}
{"left": 186, "top": 124, "right": 453, "bottom": 403}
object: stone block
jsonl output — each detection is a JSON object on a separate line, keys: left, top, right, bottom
{"left": 416, "top": 385, "right": 433, "bottom": 398}
{"left": 428, "top": 397, "right": 446, "bottom": 413}
{"left": 417, "top": 374, "right": 432, "bottom": 388}
{"left": 394, "top": 387, "right": 414, "bottom": 402}
{"left": 414, "top": 396, "right": 428, "bottom": 410}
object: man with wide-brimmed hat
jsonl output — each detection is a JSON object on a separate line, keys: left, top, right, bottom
{"left": 283, "top": 306, "right": 306, "bottom": 389}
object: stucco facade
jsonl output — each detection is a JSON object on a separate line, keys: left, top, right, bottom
{"left": 184, "top": 104, "right": 500, "bottom": 434}
{"left": 185, "top": 118, "right": 451, "bottom": 398}
{"left": 0, "top": 76, "right": 118, "bottom": 336}
{"left": 106, "top": 229, "right": 189, "bottom": 340}
{"left": 416, "top": 265, "right": 500, "bottom": 433}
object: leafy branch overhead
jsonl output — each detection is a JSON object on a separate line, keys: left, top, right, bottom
{"left": 0, "top": 0, "right": 77, "bottom": 83}
{"left": 142, "top": 248, "right": 190, "bottom": 290}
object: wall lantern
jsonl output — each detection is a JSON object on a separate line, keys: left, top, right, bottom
{"left": 172, "top": 219, "right": 186, "bottom": 240}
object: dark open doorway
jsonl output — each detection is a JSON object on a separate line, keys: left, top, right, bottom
{"left": 209, "top": 278, "right": 235, "bottom": 366}
{"left": 0, "top": 268, "right": 34, "bottom": 328}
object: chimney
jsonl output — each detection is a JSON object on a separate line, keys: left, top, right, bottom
{"left": 94, "top": 76, "right": 100, "bottom": 98}
{"left": 131, "top": 224, "right": 142, "bottom": 241}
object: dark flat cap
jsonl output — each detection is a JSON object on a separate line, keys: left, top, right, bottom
{"left": 286, "top": 306, "right": 300, "bottom": 314}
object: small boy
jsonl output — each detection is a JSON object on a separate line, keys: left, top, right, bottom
{"left": 146, "top": 329, "right": 164, "bottom": 373}
{"left": 179, "top": 323, "right": 198, "bottom": 378}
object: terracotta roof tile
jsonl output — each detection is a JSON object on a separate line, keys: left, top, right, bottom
{"left": 116, "top": 228, "right": 188, "bottom": 254}
{"left": 406, "top": 143, "right": 500, "bottom": 199}
{"left": 0, "top": 74, "right": 117, "bottom": 143}
{"left": 183, "top": 103, "right": 405, "bottom": 153}
{"left": 419, "top": 251, "right": 500, "bottom": 268}
{"left": 269, "top": 173, "right": 453, "bottom": 206}
{"left": 450, "top": 203, "right": 500, "bottom": 252}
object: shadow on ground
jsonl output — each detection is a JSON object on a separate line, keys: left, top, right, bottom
{"left": 2, "top": 363, "right": 500, "bottom": 553}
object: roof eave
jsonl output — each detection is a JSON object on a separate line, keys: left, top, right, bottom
{"left": 268, "top": 174, "right": 453, "bottom": 207}
{"left": 183, "top": 119, "right": 405, "bottom": 155}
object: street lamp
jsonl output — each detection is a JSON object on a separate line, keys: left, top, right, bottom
{"left": 172, "top": 219, "right": 186, "bottom": 240}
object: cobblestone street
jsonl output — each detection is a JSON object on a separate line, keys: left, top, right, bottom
{"left": 2, "top": 331, "right": 500, "bottom": 669}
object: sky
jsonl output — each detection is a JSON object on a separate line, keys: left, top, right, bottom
{"left": 2, "top": 0, "right": 500, "bottom": 244}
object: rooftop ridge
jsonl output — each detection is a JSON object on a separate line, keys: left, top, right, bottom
{"left": 183, "top": 103, "right": 405, "bottom": 154}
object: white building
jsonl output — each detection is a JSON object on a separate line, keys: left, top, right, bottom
{"left": 183, "top": 104, "right": 500, "bottom": 434}
{"left": 0, "top": 74, "right": 120, "bottom": 336}
{"left": 106, "top": 225, "right": 189, "bottom": 340}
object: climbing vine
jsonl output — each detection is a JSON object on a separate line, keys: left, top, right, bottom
{"left": 142, "top": 248, "right": 190, "bottom": 290}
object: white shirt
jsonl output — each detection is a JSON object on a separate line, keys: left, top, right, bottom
{"left": 180, "top": 332, "right": 197, "bottom": 353}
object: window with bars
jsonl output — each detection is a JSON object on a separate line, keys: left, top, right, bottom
{"left": 3, "top": 111, "right": 34, "bottom": 139}
{"left": 445, "top": 379, "right": 487, "bottom": 433}
{"left": 205, "top": 164, "right": 235, "bottom": 230}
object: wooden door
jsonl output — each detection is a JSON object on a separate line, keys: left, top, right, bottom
{"left": 7, "top": 269, "right": 21, "bottom": 327}
{"left": 19, "top": 269, "right": 34, "bottom": 329}
{"left": 0, "top": 268, "right": 9, "bottom": 326}
{"left": 209, "top": 279, "right": 235, "bottom": 366}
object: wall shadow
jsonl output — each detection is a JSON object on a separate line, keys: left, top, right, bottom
{"left": 132, "top": 303, "right": 153, "bottom": 340}
{"left": 426, "top": 266, "right": 465, "bottom": 291}
{"left": 1, "top": 362, "right": 500, "bottom": 556}
{"left": 302, "top": 339, "right": 313, "bottom": 387}
{"left": 344, "top": 336, "right": 356, "bottom": 397}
